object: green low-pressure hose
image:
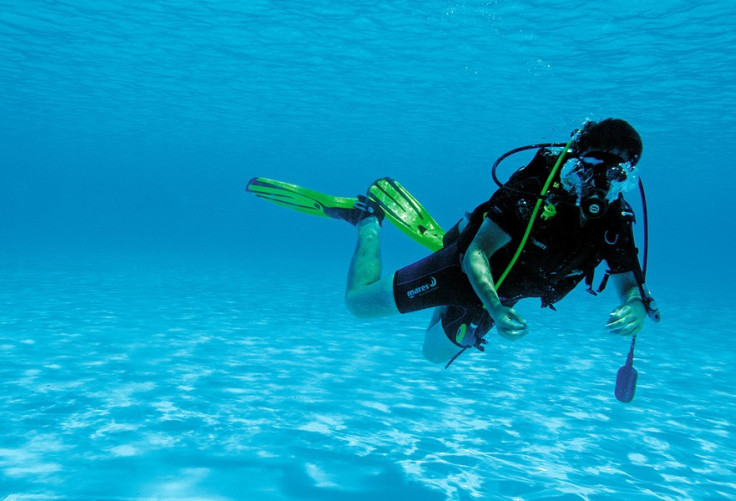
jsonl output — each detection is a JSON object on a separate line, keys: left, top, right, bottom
{"left": 453, "top": 139, "right": 574, "bottom": 352}
{"left": 493, "top": 138, "right": 575, "bottom": 289}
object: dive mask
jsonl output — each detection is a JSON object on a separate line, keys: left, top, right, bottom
{"left": 559, "top": 151, "right": 639, "bottom": 218}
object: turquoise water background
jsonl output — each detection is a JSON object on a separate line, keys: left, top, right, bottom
{"left": 1, "top": 1, "right": 734, "bottom": 499}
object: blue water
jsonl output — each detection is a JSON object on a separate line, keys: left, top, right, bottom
{"left": 1, "top": 1, "right": 735, "bottom": 499}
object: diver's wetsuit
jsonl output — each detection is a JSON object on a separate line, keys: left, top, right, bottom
{"left": 392, "top": 148, "right": 641, "bottom": 346}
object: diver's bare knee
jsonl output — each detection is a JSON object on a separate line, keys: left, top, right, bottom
{"left": 422, "top": 344, "right": 449, "bottom": 364}
{"left": 345, "top": 292, "right": 374, "bottom": 318}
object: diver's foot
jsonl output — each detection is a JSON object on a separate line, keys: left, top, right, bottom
{"left": 325, "top": 195, "right": 384, "bottom": 226}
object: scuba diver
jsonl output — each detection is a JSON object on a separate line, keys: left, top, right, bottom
{"left": 247, "top": 118, "right": 660, "bottom": 368}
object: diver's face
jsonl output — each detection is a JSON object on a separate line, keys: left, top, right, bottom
{"left": 560, "top": 150, "right": 639, "bottom": 220}
{"left": 569, "top": 151, "right": 637, "bottom": 200}
{"left": 581, "top": 151, "right": 639, "bottom": 200}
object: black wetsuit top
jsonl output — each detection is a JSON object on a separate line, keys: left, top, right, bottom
{"left": 393, "top": 148, "right": 641, "bottom": 344}
{"left": 486, "top": 148, "right": 640, "bottom": 307}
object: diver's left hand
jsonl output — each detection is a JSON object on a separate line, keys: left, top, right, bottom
{"left": 606, "top": 300, "right": 646, "bottom": 336}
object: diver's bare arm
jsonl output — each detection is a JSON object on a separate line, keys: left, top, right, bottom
{"left": 462, "top": 219, "right": 528, "bottom": 339}
{"left": 612, "top": 271, "right": 640, "bottom": 302}
{"left": 461, "top": 218, "right": 509, "bottom": 317}
{"left": 606, "top": 271, "right": 646, "bottom": 335}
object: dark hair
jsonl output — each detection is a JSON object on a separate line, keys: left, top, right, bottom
{"left": 574, "top": 118, "right": 643, "bottom": 165}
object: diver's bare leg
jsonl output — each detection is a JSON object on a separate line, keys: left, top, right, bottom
{"left": 345, "top": 218, "right": 399, "bottom": 318}
{"left": 423, "top": 306, "right": 459, "bottom": 363}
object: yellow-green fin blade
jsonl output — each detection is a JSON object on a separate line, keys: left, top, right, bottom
{"left": 368, "top": 177, "right": 445, "bottom": 251}
{"left": 247, "top": 176, "right": 445, "bottom": 252}
{"left": 246, "top": 177, "right": 356, "bottom": 218}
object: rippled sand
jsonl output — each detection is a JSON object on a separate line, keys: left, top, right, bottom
{"left": 0, "top": 255, "right": 733, "bottom": 500}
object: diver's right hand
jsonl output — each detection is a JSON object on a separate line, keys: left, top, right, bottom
{"left": 491, "top": 306, "right": 528, "bottom": 340}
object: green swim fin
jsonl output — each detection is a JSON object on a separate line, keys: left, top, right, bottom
{"left": 246, "top": 177, "right": 357, "bottom": 220}
{"left": 246, "top": 176, "right": 445, "bottom": 251}
{"left": 368, "top": 177, "right": 445, "bottom": 251}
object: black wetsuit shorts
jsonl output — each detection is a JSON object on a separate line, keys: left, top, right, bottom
{"left": 393, "top": 242, "right": 494, "bottom": 347}
{"left": 393, "top": 242, "right": 480, "bottom": 313}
